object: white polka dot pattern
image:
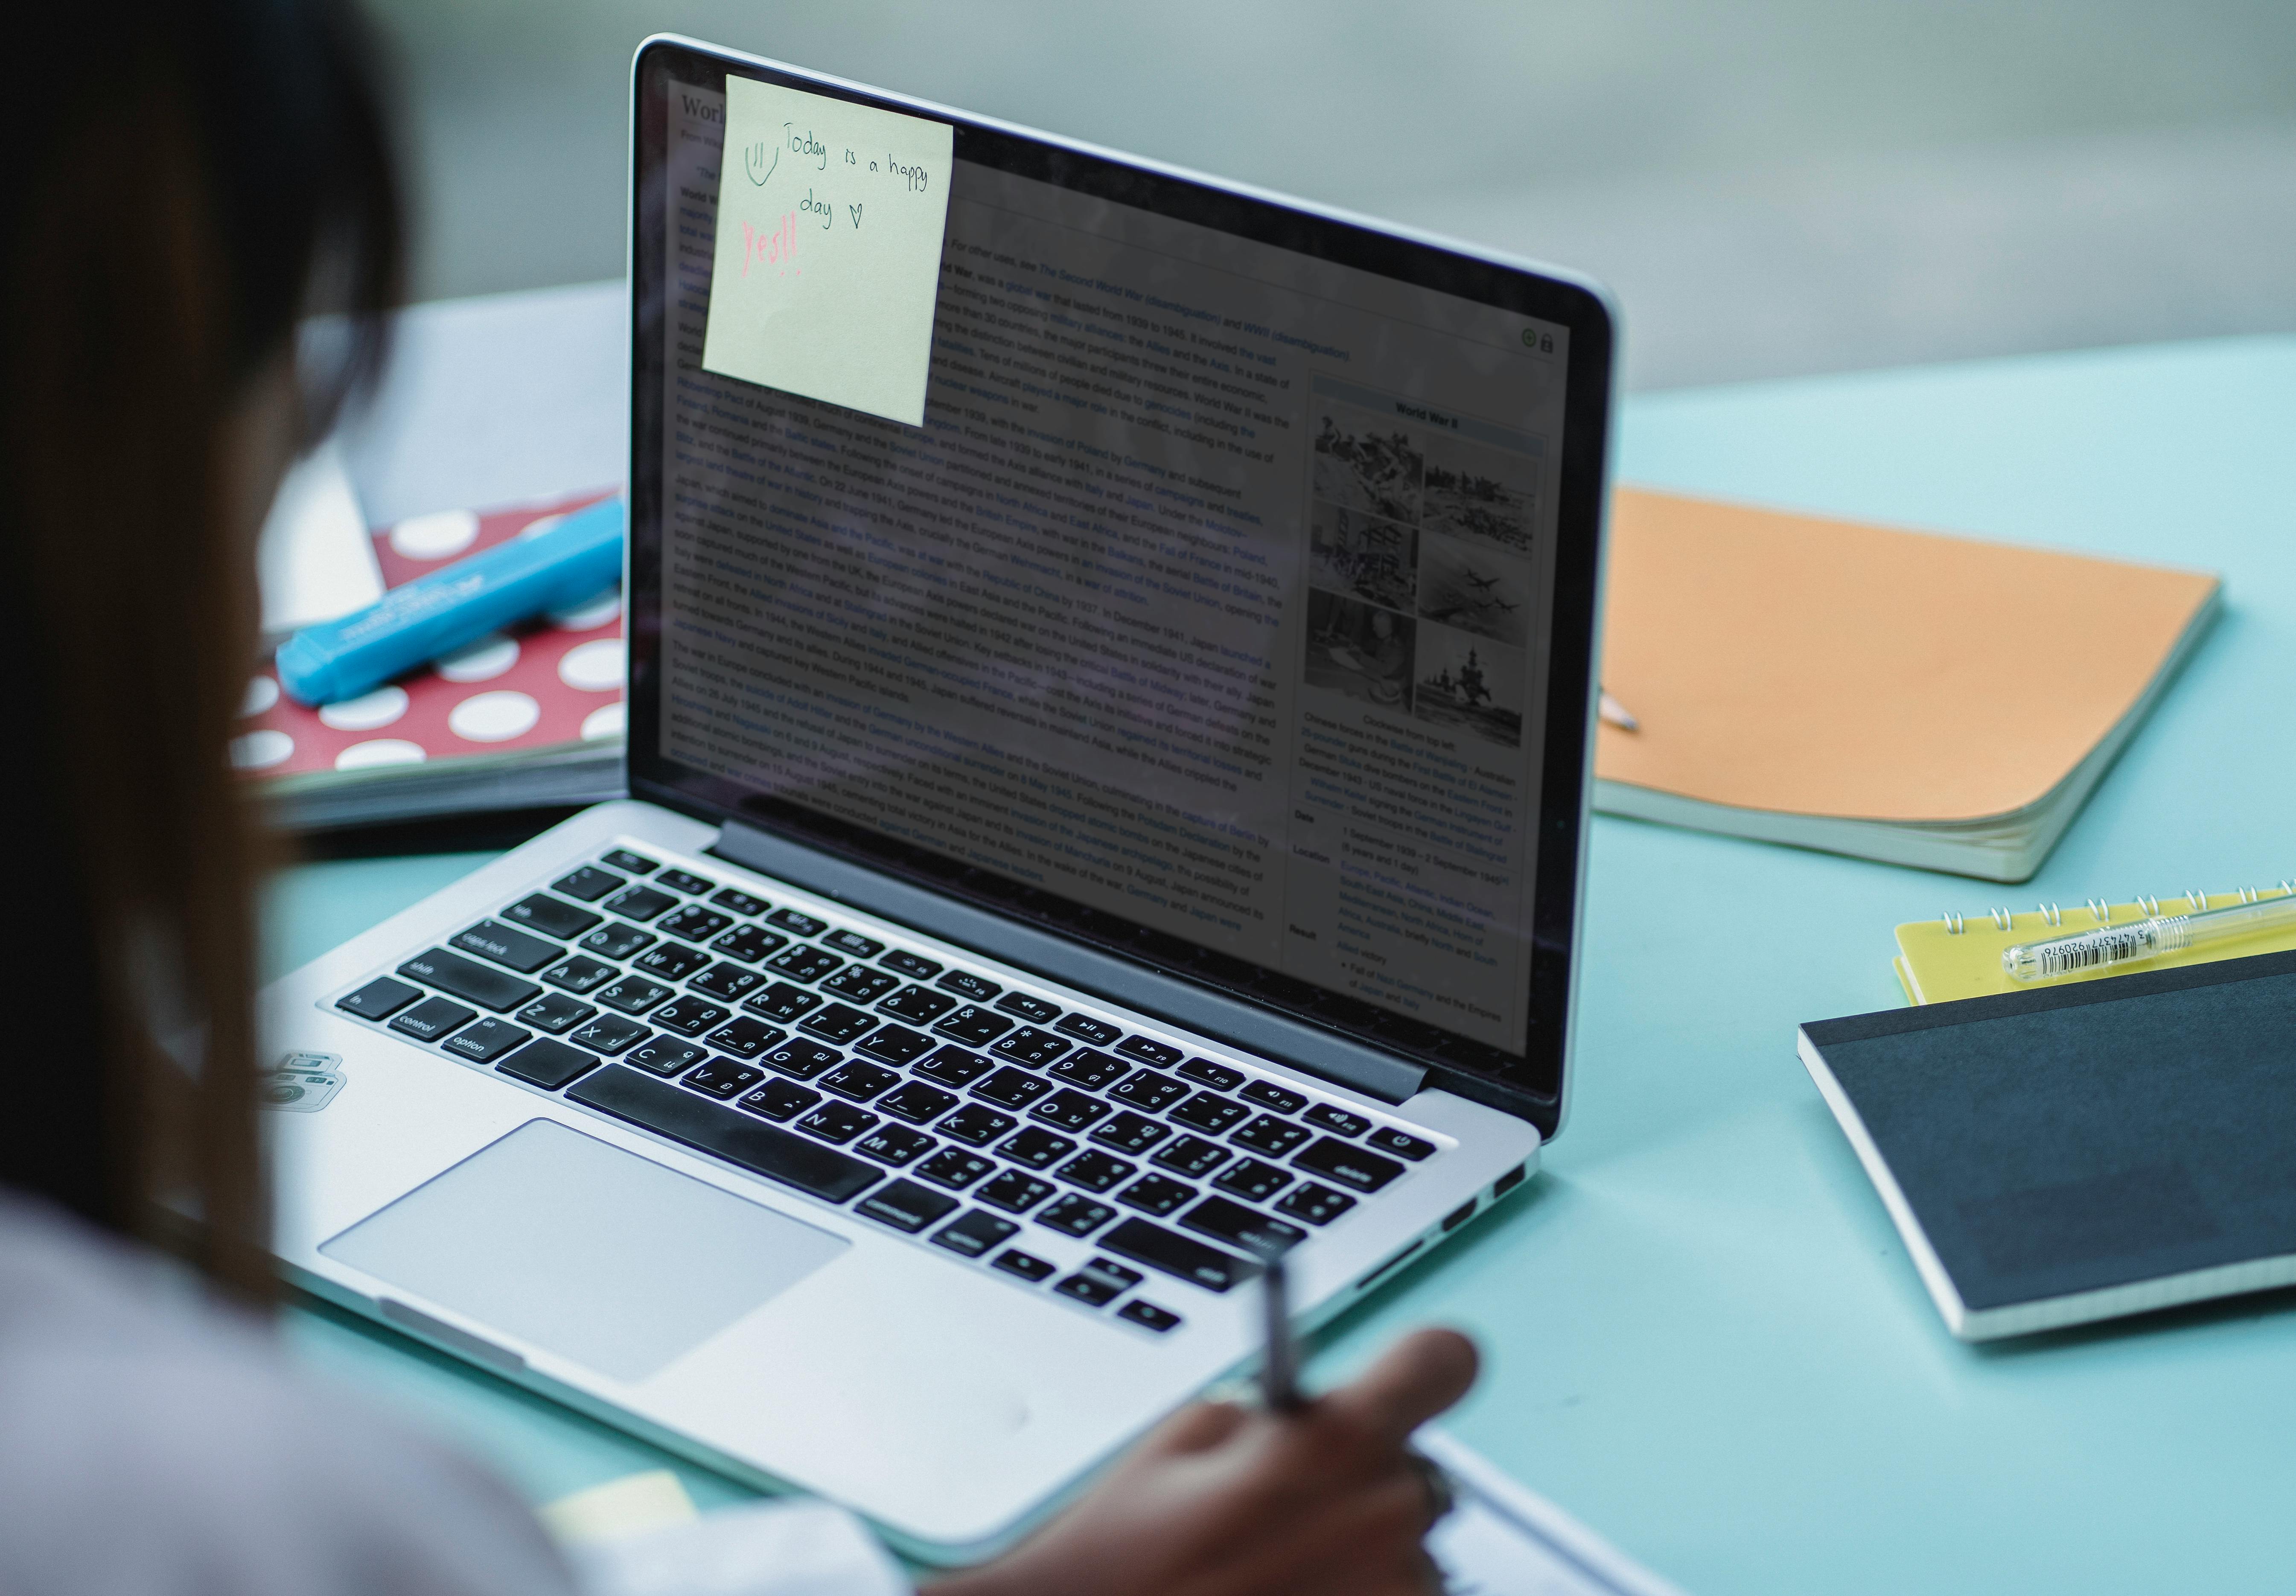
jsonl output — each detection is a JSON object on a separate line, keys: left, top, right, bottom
{"left": 230, "top": 729, "right": 294, "bottom": 769}
{"left": 389, "top": 508, "right": 481, "bottom": 560}
{"left": 581, "top": 702, "right": 626, "bottom": 741}
{"left": 335, "top": 739, "right": 427, "bottom": 770}
{"left": 559, "top": 639, "right": 624, "bottom": 692}
{"left": 434, "top": 634, "right": 520, "bottom": 682}
{"left": 317, "top": 684, "right": 410, "bottom": 731}
{"left": 449, "top": 690, "right": 541, "bottom": 743}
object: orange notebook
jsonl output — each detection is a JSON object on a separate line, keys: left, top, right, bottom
{"left": 1594, "top": 488, "right": 2221, "bottom": 881}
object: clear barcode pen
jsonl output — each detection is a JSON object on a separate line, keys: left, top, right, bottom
{"left": 2002, "top": 893, "right": 2296, "bottom": 982}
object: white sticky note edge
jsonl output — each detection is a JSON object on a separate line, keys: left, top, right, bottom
{"left": 256, "top": 440, "right": 383, "bottom": 641}
{"left": 702, "top": 78, "right": 955, "bottom": 428}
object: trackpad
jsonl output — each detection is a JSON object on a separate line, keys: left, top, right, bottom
{"left": 322, "top": 1118, "right": 846, "bottom": 1383}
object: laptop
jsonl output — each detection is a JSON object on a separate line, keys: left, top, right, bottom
{"left": 262, "top": 34, "right": 1616, "bottom": 1563}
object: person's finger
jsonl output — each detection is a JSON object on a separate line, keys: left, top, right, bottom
{"left": 1249, "top": 1476, "right": 1446, "bottom": 1596}
{"left": 1134, "top": 1397, "right": 1253, "bottom": 1459}
{"left": 1317, "top": 1328, "right": 1479, "bottom": 1449}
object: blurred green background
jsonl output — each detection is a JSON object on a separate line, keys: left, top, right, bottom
{"left": 369, "top": 0, "right": 2296, "bottom": 388}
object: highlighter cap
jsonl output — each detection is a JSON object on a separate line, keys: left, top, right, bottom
{"left": 274, "top": 629, "right": 342, "bottom": 706}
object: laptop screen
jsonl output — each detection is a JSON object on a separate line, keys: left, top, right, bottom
{"left": 630, "top": 43, "right": 1612, "bottom": 1115}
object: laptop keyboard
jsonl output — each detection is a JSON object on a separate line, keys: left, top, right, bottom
{"left": 329, "top": 843, "right": 1445, "bottom": 1334}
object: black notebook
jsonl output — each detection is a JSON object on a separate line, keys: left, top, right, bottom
{"left": 1800, "top": 949, "right": 2296, "bottom": 1339}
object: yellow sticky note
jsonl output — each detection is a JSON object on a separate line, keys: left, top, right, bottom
{"left": 702, "top": 78, "right": 954, "bottom": 427}
{"left": 539, "top": 1469, "right": 699, "bottom": 1547}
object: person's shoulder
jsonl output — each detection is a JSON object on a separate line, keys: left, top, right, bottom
{"left": 0, "top": 1193, "right": 571, "bottom": 1596}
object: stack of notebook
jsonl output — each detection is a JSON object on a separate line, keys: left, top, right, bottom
{"left": 232, "top": 489, "right": 627, "bottom": 830}
{"left": 1595, "top": 489, "right": 2222, "bottom": 881}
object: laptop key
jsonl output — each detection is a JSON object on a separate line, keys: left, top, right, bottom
{"left": 878, "top": 1081, "right": 961, "bottom": 1124}
{"left": 543, "top": 955, "right": 619, "bottom": 994}
{"left": 685, "top": 1060, "right": 764, "bottom": 1100}
{"left": 337, "top": 977, "right": 420, "bottom": 1020}
{"left": 634, "top": 942, "right": 712, "bottom": 981}
{"left": 1031, "top": 1089, "right": 1112, "bottom": 1132}
{"left": 655, "top": 868, "right": 714, "bottom": 896}
{"left": 743, "top": 982, "right": 823, "bottom": 1023}
{"left": 991, "top": 1027, "right": 1072, "bottom": 1067}
{"left": 1151, "top": 1136, "right": 1232, "bottom": 1177}
{"left": 711, "top": 887, "right": 769, "bottom": 917}
{"left": 711, "top": 924, "right": 788, "bottom": 963}
{"left": 502, "top": 894, "right": 602, "bottom": 940}
{"left": 796, "top": 1101, "right": 878, "bottom": 1144}
{"left": 688, "top": 961, "right": 763, "bottom": 1002}
{"left": 917, "top": 1045, "right": 993, "bottom": 1089}
{"left": 977, "top": 1171, "right": 1056, "bottom": 1213}
{"left": 1099, "top": 1217, "right": 1256, "bottom": 1293}
{"left": 1054, "top": 1271, "right": 1122, "bottom": 1308}
{"left": 1117, "top": 1037, "right": 1185, "bottom": 1068}
{"left": 935, "top": 1005, "right": 1014, "bottom": 1047}
{"left": 1117, "top": 1300, "right": 1182, "bottom": 1333}
{"left": 1212, "top": 1159, "right": 1292, "bottom": 1203}
{"left": 857, "top": 1124, "right": 936, "bottom": 1167}
{"left": 1302, "top": 1104, "right": 1372, "bottom": 1138}
{"left": 767, "top": 946, "right": 844, "bottom": 984}
{"left": 1090, "top": 1111, "right": 1170, "bottom": 1154}
{"left": 878, "top": 984, "right": 958, "bottom": 1024}
{"left": 496, "top": 1038, "right": 600, "bottom": 1091}
{"left": 930, "top": 1209, "right": 1019, "bottom": 1258}
{"left": 1116, "top": 1174, "right": 1196, "bottom": 1217}
{"left": 504, "top": 1001, "right": 602, "bottom": 1057}
{"left": 1182, "top": 1194, "right": 1306, "bottom": 1255}
{"left": 857, "top": 1180, "right": 959, "bottom": 1234}
{"left": 854, "top": 1023, "right": 935, "bottom": 1067}
{"left": 1176, "top": 1057, "right": 1243, "bottom": 1090}
{"left": 821, "top": 966, "right": 899, "bottom": 1004}
{"left": 1047, "top": 1047, "right": 1127, "bottom": 1090}
{"left": 566, "top": 1065, "right": 878, "bottom": 1202}
{"left": 762, "top": 1039, "right": 841, "bottom": 1080}
{"left": 1293, "top": 1137, "right": 1406, "bottom": 1193}
{"left": 1275, "top": 1182, "right": 1358, "bottom": 1226}
{"left": 879, "top": 949, "right": 942, "bottom": 980}
{"left": 601, "top": 885, "right": 677, "bottom": 922}
{"left": 551, "top": 865, "right": 625, "bottom": 902}
{"left": 1053, "top": 1013, "right": 1123, "bottom": 1047}
{"left": 992, "top": 1249, "right": 1055, "bottom": 1283}
{"left": 1232, "top": 1115, "right": 1310, "bottom": 1159}
{"left": 1034, "top": 1194, "right": 1116, "bottom": 1238}
{"left": 915, "top": 1148, "right": 996, "bottom": 1190}
{"left": 649, "top": 997, "right": 729, "bottom": 1037}
{"left": 390, "top": 996, "right": 475, "bottom": 1042}
{"left": 935, "top": 1104, "right": 1016, "bottom": 1146}
{"left": 999, "top": 1127, "right": 1076, "bottom": 1168}
{"left": 1171, "top": 1092, "right": 1248, "bottom": 1134}
{"left": 703, "top": 1016, "right": 785, "bottom": 1059}
{"left": 1055, "top": 1149, "right": 1136, "bottom": 1193}
{"left": 764, "top": 908, "right": 827, "bottom": 937}
{"left": 798, "top": 1004, "right": 878, "bottom": 1046}
{"left": 737, "top": 1078, "right": 821, "bottom": 1122}
{"left": 625, "top": 1038, "right": 708, "bottom": 1078}
{"left": 995, "top": 992, "right": 1063, "bottom": 1025}
{"left": 595, "top": 976, "right": 674, "bottom": 1016}
{"left": 1239, "top": 1081, "right": 1308, "bottom": 1115}
{"left": 821, "top": 929, "right": 885, "bottom": 959}
{"left": 974, "top": 1066, "right": 1051, "bottom": 1110}
{"left": 658, "top": 905, "right": 734, "bottom": 944}
{"left": 821, "top": 1060, "right": 901, "bottom": 1101}
{"left": 578, "top": 923, "right": 655, "bottom": 960}
{"left": 568, "top": 1015, "right": 652, "bottom": 1055}
{"left": 1366, "top": 1128, "right": 1436, "bottom": 1161}
{"left": 1110, "top": 1069, "right": 1188, "bottom": 1113}
{"left": 443, "top": 1018, "right": 531, "bottom": 1063}
{"left": 599, "top": 849, "right": 656, "bottom": 875}
{"left": 396, "top": 949, "right": 541, "bottom": 1014}
{"left": 937, "top": 970, "right": 1002, "bottom": 1003}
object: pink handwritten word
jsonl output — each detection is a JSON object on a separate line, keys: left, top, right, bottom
{"left": 739, "top": 213, "right": 798, "bottom": 278}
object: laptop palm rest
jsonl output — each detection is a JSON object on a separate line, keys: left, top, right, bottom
{"left": 322, "top": 1118, "right": 848, "bottom": 1383}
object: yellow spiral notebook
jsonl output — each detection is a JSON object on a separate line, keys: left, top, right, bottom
{"left": 1895, "top": 881, "right": 2296, "bottom": 1004}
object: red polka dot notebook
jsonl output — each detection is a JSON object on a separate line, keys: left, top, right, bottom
{"left": 235, "top": 488, "right": 627, "bottom": 829}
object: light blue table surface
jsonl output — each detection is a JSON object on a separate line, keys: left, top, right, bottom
{"left": 271, "top": 333, "right": 2296, "bottom": 1594}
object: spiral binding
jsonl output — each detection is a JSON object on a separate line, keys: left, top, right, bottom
{"left": 1938, "top": 879, "right": 2296, "bottom": 936}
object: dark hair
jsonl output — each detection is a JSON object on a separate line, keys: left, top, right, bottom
{"left": 0, "top": 2, "right": 403, "bottom": 1296}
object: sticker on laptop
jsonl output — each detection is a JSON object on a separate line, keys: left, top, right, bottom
{"left": 260, "top": 1051, "right": 345, "bottom": 1113}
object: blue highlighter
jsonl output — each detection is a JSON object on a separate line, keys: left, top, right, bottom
{"left": 277, "top": 498, "right": 625, "bottom": 706}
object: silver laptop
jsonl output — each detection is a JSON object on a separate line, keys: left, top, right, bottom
{"left": 263, "top": 35, "right": 1616, "bottom": 1564}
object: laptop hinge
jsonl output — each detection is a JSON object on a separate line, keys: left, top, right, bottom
{"left": 712, "top": 820, "right": 1428, "bottom": 1106}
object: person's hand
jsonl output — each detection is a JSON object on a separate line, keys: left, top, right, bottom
{"left": 933, "top": 1327, "right": 1477, "bottom": 1596}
